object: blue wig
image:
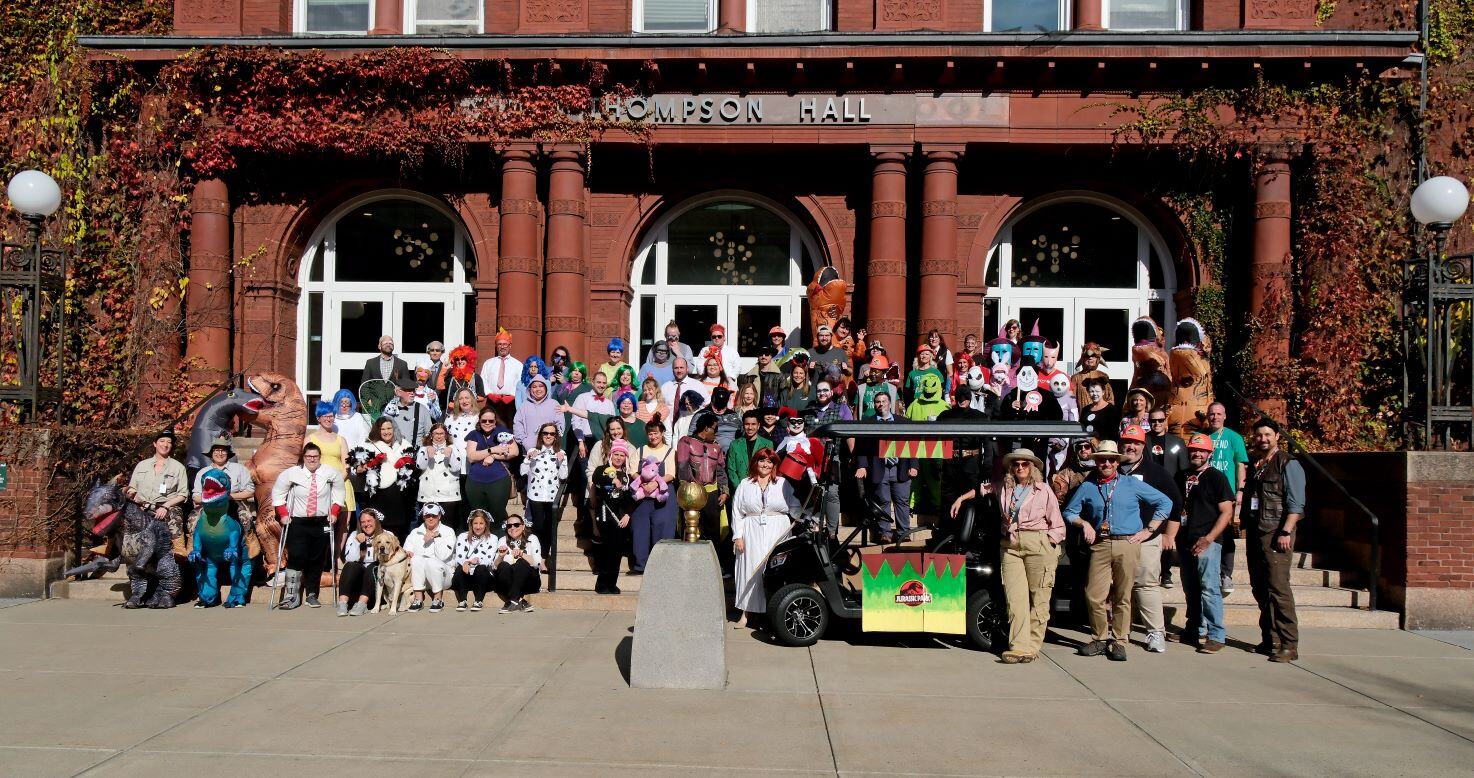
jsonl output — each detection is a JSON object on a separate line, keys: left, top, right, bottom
{"left": 608, "top": 337, "right": 625, "bottom": 354}
{"left": 522, "top": 355, "right": 551, "bottom": 386}
{"left": 314, "top": 400, "right": 335, "bottom": 420}
{"left": 615, "top": 390, "right": 638, "bottom": 411}
{"left": 331, "top": 388, "right": 358, "bottom": 416}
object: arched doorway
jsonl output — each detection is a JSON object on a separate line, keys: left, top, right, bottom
{"left": 630, "top": 194, "right": 821, "bottom": 372}
{"left": 983, "top": 194, "right": 1176, "bottom": 394}
{"left": 296, "top": 192, "right": 475, "bottom": 410}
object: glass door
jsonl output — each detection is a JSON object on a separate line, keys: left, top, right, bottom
{"left": 321, "top": 291, "right": 463, "bottom": 406}
{"left": 664, "top": 293, "right": 799, "bottom": 374}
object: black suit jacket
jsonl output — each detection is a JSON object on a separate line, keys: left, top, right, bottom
{"left": 361, "top": 355, "right": 411, "bottom": 384}
{"left": 856, "top": 416, "right": 917, "bottom": 483}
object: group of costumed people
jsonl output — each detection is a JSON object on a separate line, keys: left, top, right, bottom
{"left": 67, "top": 264, "right": 1218, "bottom": 627}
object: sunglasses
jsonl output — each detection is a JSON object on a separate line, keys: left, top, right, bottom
{"left": 429, "top": 349, "right": 444, "bottom": 353}
{"left": 1010, "top": 460, "right": 1031, "bottom": 467}
{"left": 540, "top": 430, "right": 557, "bottom": 436}
{"left": 506, "top": 522, "right": 523, "bottom": 528}
{"left": 1150, "top": 418, "right": 1167, "bottom": 424}
{"left": 479, "top": 418, "right": 497, "bottom": 424}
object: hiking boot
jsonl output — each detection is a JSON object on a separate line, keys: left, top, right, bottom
{"left": 1269, "top": 647, "right": 1299, "bottom": 663}
{"left": 1197, "top": 640, "right": 1225, "bottom": 654}
{"left": 1146, "top": 631, "right": 1167, "bottom": 653}
{"left": 1077, "top": 639, "right": 1108, "bottom": 657}
{"left": 349, "top": 602, "right": 368, "bottom": 616}
{"left": 1001, "top": 650, "right": 1027, "bottom": 664}
{"left": 336, "top": 601, "right": 349, "bottom": 617}
{"left": 1107, "top": 640, "right": 1128, "bottom": 662}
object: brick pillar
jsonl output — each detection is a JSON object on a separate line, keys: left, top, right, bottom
{"left": 718, "top": 0, "right": 745, "bottom": 32}
{"left": 544, "top": 145, "right": 587, "bottom": 355}
{"left": 1073, "top": 0, "right": 1102, "bottom": 29}
{"left": 866, "top": 146, "right": 910, "bottom": 357}
{"left": 918, "top": 147, "right": 962, "bottom": 350}
{"left": 1250, "top": 146, "right": 1293, "bottom": 420}
{"left": 185, "top": 178, "right": 231, "bottom": 391}
{"left": 497, "top": 145, "right": 543, "bottom": 353}
{"left": 370, "top": 0, "right": 402, "bottom": 33}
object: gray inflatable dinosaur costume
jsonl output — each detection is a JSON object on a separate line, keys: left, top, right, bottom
{"left": 74, "top": 482, "right": 182, "bottom": 608}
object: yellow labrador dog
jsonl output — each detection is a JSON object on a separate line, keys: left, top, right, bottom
{"left": 373, "top": 533, "right": 412, "bottom": 614}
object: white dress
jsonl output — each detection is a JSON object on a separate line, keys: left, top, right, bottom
{"left": 731, "top": 478, "right": 798, "bottom": 613}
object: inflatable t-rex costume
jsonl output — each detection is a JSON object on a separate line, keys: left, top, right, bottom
{"left": 189, "top": 468, "right": 252, "bottom": 608}
{"left": 1167, "top": 318, "right": 1214, "bottom": 434}
{"left": 80, "top": 481, "right": 182, "bottom": 608}
{"left": 243, "top": 372, "right": 308, "bottom": 576}
{"left": 185, "top": 387, "right": 266, "bottom": 477}
{"left": 806, "top": 266, "right": 848, "bottom": 336}
{"left": 1129, "top": 316, "right": 1172, "bottom": 411}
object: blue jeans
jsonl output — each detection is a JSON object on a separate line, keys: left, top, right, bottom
{"left": 868, "top": 480, "right": 912, "bottom": 537}
{"left": 1180, "top": 541, "right": 1225, "bottom": 643}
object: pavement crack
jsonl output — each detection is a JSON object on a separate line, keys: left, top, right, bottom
{"left": 1286, "top": 660, "right": 1474, "bottom": 746}
{"left": 808, "top": 644, "right": 841, "bottom": 777}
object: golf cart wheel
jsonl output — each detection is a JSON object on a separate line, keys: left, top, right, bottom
{"left": 966, "top": 590, "right": 1004, "bottom": 652}
{"left": 768, "top": 583, "right": 829, "bottom": 647}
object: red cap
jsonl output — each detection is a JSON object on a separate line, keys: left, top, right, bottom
{"left": 868, "top": 354, "right": 891, "bottom": 371}
{"left": 1187, "top": 433, "right": 1214, "bottom": 452}
{"left": 916, "top": 342, "right": 934, "bottom": 354}
{"left": 769, "top": 325, "right": 787, "bottom": 337}
{"left": 1120, "top": 424, "right": 1147, "bottom": 443}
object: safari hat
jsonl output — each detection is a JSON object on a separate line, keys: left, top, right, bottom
{"left": 1092, "top": 440, "right": 1123, "bottom": 460}
{"left": 1002, "top": 448, "right": 1044, "bottom": 471}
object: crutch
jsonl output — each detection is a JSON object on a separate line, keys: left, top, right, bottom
{"left": 326, "top": 520, "right": 339, "bottom": 604}
{"left": 269, "top": 520, "right": 290, "bottom": 611}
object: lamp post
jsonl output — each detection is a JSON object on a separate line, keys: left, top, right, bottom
{"left": 2, "top": 169, "right": 67, "bottom": 421}
{"left": 1408, "top": 175, "right": 1471, "bottom": 449}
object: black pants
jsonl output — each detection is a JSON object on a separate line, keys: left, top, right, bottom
{"left": 339, "top": 560, "right": 377, "bottom": 604}
{"left": 451, "top": 566, "right": 494, "bottom": 603}
{"left": 528, "top": 501, "right": 556, "bottom": 545}
{"left": 369, "top": 484, "right": 410, "bottom": 542}
{"left": 497, "top": 559, "right": 540, "bottom": 600}
{"left": 285, "top": 516, "right": 329, "bottom": 597}
{"left": 697, "top": 497, "right": 733, "bottom": 574}
{"left": 594, "top": 520, "right": 629, "bottom": 591}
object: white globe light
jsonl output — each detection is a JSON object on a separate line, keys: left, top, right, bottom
{"left": 1411, "top": 175, "right": 1470, "bottom": 227}
{"left": 6, "top": 170, "right": 62, "bottom": 218}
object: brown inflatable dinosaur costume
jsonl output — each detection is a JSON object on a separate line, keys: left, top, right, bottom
{"left": 1129, "top": 316, "right": 1172, "bottom": 411}
{"left": 1167, "top": 318, "right": 1214, "bottom": 434}
{"left": 243, "top": 372, "right": 308, "bottom": 576}
{"left": 806, "top": 266, "right": 848, "bottom": 337}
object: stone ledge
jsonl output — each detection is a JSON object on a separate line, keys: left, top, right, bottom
{"left": 1406, "top": 451, "right": 1474, "bottom": 483}
{"left": 1403, "top": 587, "right": 1474, "bottom": 630}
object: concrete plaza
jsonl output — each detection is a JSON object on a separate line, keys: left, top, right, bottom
{"left": 1, "top": 599, "right": 1472, "bottom": 777}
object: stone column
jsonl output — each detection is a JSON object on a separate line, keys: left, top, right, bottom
{"left": 1250, "top": 145, "right": 1294, "bottom": 419}
{"left": 544, "top": 145, "right": 587, "bottom": 355}
{"left": 718, "top": 0, "right": 745, "bottom": 32}
{"left": 918, "top": 147, "right": 962, "bottom": 350}
{"left": 497, "top": 145, "right": 543, "bottom": 352}
{"left": 184, "top": 178, "right": 231, "bottom": 391}
{"left": 370, "top": 0, "right": 403, "bottom": 33}
{"left": 1073, "top": 0, "right": 1102, "bottom": 30}
{"left": 866, "top": 146, "right": 910, "bottom": 356}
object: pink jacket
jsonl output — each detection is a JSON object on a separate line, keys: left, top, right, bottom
{"left": 997, "top": 480, "right": 1067, "bottom": 545}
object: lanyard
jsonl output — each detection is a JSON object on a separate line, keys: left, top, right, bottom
{"left": 1184, "top": 471, "right": 1201, "bottom": 498}
{"left": 1096, "top": 477, "right": 1118, "bottom": 530}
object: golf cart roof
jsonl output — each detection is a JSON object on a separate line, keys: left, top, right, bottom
{"left": 809, "top": 420, "right": 1091, "bottom": 440}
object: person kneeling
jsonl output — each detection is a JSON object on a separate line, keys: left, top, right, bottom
{"left": 406, "top": 504, "right": 455, "bottom": 612}
{"left": 451, "top": 509, "right": 499, "bottom": 611}
{"left": 494, "top": 514, "right": 543, "bottom": 613}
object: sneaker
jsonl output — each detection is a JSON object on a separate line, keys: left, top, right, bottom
{"left": 456, "top": 601, "right": 468, "bottom": 612}
{"left": 336, "top": 602, "right": 349, "bottom": 617}
{"left": 1077, "top": 639, "right": 1108, "bottom": 657}
{"left": 429, "top": 599, "right": 444, "bottom": 612}
{"left": 408, "top": 600, "right": 424, "bottom": 613}
{"left": 305, "top": 595, "right": 321, "bottom": 608}
{"left": 499, "top": 601, "right": 517, "bottom": 614}
{"left": 1197, "top": 640, "right": 1225, "bottom": 654}
{"left": 1146, "top": 631, "right": 1167, "bottom": 653}
{"left": 518, "top": 599, "right": 535, "bottom": 613}
{"left": 1161, "top": 576, "right": 1175, "bottom": 590}
{"left": 1107, "top": 640, "right": 1129, "bottom": 662}
{"left": 349, "top": 602, "right": 368, "bottom": 616}
{"left": 471, "top": 600, "right": 484, "bottom": 612}
{"left": 1221, "top": 575, "right": 1236, "bottom": 595}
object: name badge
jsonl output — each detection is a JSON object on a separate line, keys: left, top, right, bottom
{"left": 1249, "top": 497, "right": 1259, "bottom": 510}
{"left": 157, "top": 482, "right": 168, "bottom": 495}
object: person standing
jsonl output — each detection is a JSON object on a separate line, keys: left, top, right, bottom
{"left": 677, "top": 413, "right": 731, "bottom": 570}
{"left": 513, "top": 375, "right": 564, "bottom": 455}
{"left": 362, "top": 335, "right": 411, "bottom": 384}
{"left": 1063, "top": 440, "right": 1173, "bottom": 662}
{"left": 745, "top": 346, "right": 784, "bottom": 405}
{"left": 439, "top": 345, "right": 486, "bottom": 406}
{"left": 1145, "top": 410, "right": 1189, "bottom": 589}
{"left": 629, "top": 421, "right": 678, "bottom": 574}
{"left": 661, "top": 320, "right": 695, "bottom": 364}
{"left": 190, "top": 437, "right": 256, "bottom": 536}
{"left": 270, "top": 443, "right": 346, "bottom": 610}
{"left": 661, "top": 358, "right": 708, "bottom": 420}
{"left": 856, "top": 392, "right": 916, "bottom": 544}
{"left": 383, "top": 377, "right": 437, "bottom": 446}
{"left": 1205, "top": 402, "right": 1249, "bottom": 595}
{"left": 591, "top": 440, "right": 637, "bottom": 595}
{"left": 725, "top": 410, "right": 775, "bottom": 492}
{"left": 480, "top": 328, "right": 523, "bottom": 424}
{"left": 778, "top": 362, "right": 817, "bottom": 413}
{"left": 364, "top": 417, "right": 412, "bottom": 541}
{"left": 1243, "top": 418, "right": 1305, "bottom": 663}
{"left": 595, "top": 337, "right": 629, "bottom": 386}
{"left": 949, "top": 449, "right": 1064, "bottom": 664}
{"left": 707, "top": 386, "right": 740, "bottom": 451}
{"left": 415, "top": 341, "right": 450, "bottom": 407}
{"left": 1117, "top": 424, "right": 1182, "bottom": 655}
{"left": 638, "top": 340, "right": 677, "bottom": 386}
{"left": 127, "top": 431, "right": 190, "bottom": 553}
{"left": 520, "top": 422, "right": 568, "bottom": 564}
{"left": 332, "top": 389, "right": 371, "bottom": 451}
{"left": 404, "top": 503, "right": 455, "bottom": 612}
{"left": 462, "top": 410, "right": 519, "bottom": 530}
{"left": 808, "top": 325, "right": 849, "bottom": 379}
{"left": 730, "top": 448, "right": 798, "bottom": 629}
{"left": 1078, "top": 376, "right": 1120, "bottom": 443}
{"left": 809, "top": 380, "right": 854, "bottom": 538}
{"left": 1174, "top": 434, "right": 1235, "bottom": 652}
{"left": 415, "top": 423, "right": 465, "bottom": 533}
{"left": 309, "top": 401, "right": 356, "bottom": 515}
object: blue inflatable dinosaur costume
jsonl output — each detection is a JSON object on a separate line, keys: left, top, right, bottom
{"left": 189, "top": 468, "right": 252, "bottom": 608}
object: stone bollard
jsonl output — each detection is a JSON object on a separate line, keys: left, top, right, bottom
{"left": 629, "top": 539, "right": 727, "bottom": 690}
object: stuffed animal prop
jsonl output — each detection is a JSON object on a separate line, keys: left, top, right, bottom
{"left": 806, "top": 266, "right": 848, "bottom": 336}
{"left": 1129, "top": 316, "right": 1172, "bottom": 411}
{"left": 633, "top": 456, "right": 670, "bottom": 502}
{"left": 1003, "top": 357, "right": 1063, "bottom": 421}
{"left": 189, "top": 468, "right": 252, "bottom": 608}
{"left": 82, "top": 481, "right": 181, "bottom": 609}
{"left": 1168, "top": 318, "right": 1214, "bottom": 434}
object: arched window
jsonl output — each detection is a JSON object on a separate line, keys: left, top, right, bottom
{"left": 630, "top": 196, "right": 820, "bottom": 371}
{"left": 297, "top": 193, "right": 475, "bottom": 410}
{"left": 983, "top": 194, "right": 1175, "bottom": 391}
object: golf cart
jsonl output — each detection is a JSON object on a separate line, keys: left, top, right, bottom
{"left": 761, "top": 420, "right": 1089, "bottom": 651}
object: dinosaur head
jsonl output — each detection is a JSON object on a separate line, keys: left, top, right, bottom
{"left": 83, "top": 481, "right": 126, "bottom": 536}
{"left": 200, "top": 468, "right": 231, "bottom": 513}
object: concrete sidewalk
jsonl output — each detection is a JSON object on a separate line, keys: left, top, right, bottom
{"left": 1, "top": 600, "right": 1471, "bottom": 777}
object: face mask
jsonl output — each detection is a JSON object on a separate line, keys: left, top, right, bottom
{"left": 1022, "top": 340, "right": 1043, "bottom": 364}
{"left": 1050, "top": 374, "right": 1071, "bottom": 398}
{"left": 990, "top": 343, "right": 1012, "bottom": 367}
{"left": 1015, "top": 365, "right": 1039, "bottom": 393}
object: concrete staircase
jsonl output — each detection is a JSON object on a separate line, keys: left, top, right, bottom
{"left": 1160, "top": 556, "right": 1397, "bottom": 629}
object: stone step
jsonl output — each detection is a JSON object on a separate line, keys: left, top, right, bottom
{"left": 551, "top": 570, "right": 645, "bottom": 593}
{"left": 1162, "top": 583, "right": 1368, "bottom": 609}
{"left": 1162, "top": 603, "right": 1399, "bottom": 629}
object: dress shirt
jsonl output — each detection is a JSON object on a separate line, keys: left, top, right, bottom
{"left": 271, "top": 464, "right": 346, "bottom": 517}
{"left": 479, "top": 354, "right": 524, "bottom": 399}
{"left": 661, "top": 376, "right": 710, "bottom": 412}
{"left": 1062, "top": 473, "right": 1172, "bottom": 536}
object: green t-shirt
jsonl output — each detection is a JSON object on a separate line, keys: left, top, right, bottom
{"left": 1208, "top": 427, "right": 1248, "bottom": 492}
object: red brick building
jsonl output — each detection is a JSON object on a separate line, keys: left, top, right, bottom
{"left": 81, "top": 0, "right": 1415, "bottom": 414}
